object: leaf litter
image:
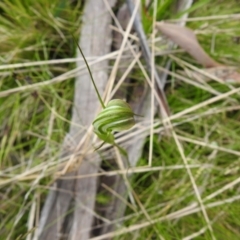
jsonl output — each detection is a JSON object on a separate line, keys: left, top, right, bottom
{"left": 156, "top": 22, "right": 240, "bottom": 83}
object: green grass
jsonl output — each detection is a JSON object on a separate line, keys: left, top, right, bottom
{"left": 0, "top": 0, "right": 240, "bottom": 239}
{"left": 0, "top": 0, "right": 81, "bottom": 239}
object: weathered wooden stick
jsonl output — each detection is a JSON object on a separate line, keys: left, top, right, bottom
{"left": 38, "top": 0, "right": 117, "bottom": 239}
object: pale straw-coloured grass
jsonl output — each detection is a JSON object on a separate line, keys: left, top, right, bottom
{"left": 1, "top": 0, "right": 240, "bottom": 239}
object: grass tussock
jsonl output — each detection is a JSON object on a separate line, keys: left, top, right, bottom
{"left": 0, "top": 0, "right": 240, "bottom": 239}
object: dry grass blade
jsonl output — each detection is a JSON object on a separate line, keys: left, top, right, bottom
{"left": 156, "top": 22, "right": 221, "bottom": 67}
{"left": 89, "top": 195, "right": 240, "bottom": 240}
{"left": 181, "top": 66, "right": 240, "bottom": 83}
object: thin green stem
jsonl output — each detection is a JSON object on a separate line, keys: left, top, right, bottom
{"left": 73, "top": 36, "right": 106, "bottom": 109}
